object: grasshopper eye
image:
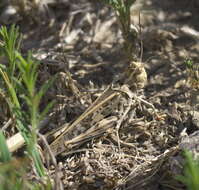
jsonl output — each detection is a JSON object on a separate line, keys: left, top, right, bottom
{"left": 188, "top": 62, "right": 199, "bottom": 90}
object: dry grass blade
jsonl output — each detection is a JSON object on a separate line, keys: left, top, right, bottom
{"left": 38, "top": 133, "right": 64, "bottom": 190}
{"left": 63, "top": 116, "right": 117, "bottom": 151}
{"left": 48, "top": 86, "right": 120, "bottom": 156}
{"left": 121, "top": 146, "right": 179, "bottom": 189}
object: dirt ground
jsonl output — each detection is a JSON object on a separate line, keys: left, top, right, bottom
{"left": 1, "top": 0, "right": 199, "bottom": 189}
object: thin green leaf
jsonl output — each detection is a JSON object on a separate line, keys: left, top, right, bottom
{"left": 39, "top": 100, "right": 55, "bottom": 122}
{"left": 0, "top": 130, "right": 11, "bottom": 162}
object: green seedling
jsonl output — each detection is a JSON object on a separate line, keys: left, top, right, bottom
{"left": 176, "top": 150, "right": 199, "bottom": 190}
{"left": 184, "top": 58, "right": 193, "bottom": 69}
{"left": 0, "top": 25, "right": 54, "bottom": 178}
{"left": 102, "top": 0, "right": 138, "bottom": 61}
{"left": 184, "top": 59, "right": 199, "bottom": 91}
{"left": 0, "top": 131, "right": 11, "bottom": 162}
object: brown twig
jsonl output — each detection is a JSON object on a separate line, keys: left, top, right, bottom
{"left": 38, "top": 133, "right": 64, "bottom": 190}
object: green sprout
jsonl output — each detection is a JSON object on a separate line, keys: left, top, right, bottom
{"left": 176, "top": 151, "right": 199, "bottom": 190}
{"left": 102, "top": 0, "right": 138, "bottom": 61}
{"left": 0, "top": 25, "right": 54, "bottom": 177}
{"left": 0, "top": 131, "right": 11, "bottom": 163}
{"left": 184, "top": 58, "right": 193, "bottom": 69}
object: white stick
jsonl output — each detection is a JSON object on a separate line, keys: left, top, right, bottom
{"left": 6, "top": 132, "right": 25, "bottom": 152}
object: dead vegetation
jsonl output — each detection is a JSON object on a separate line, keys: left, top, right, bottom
{"left": 1, "top": 0, "right": 199, "bottom": 189}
